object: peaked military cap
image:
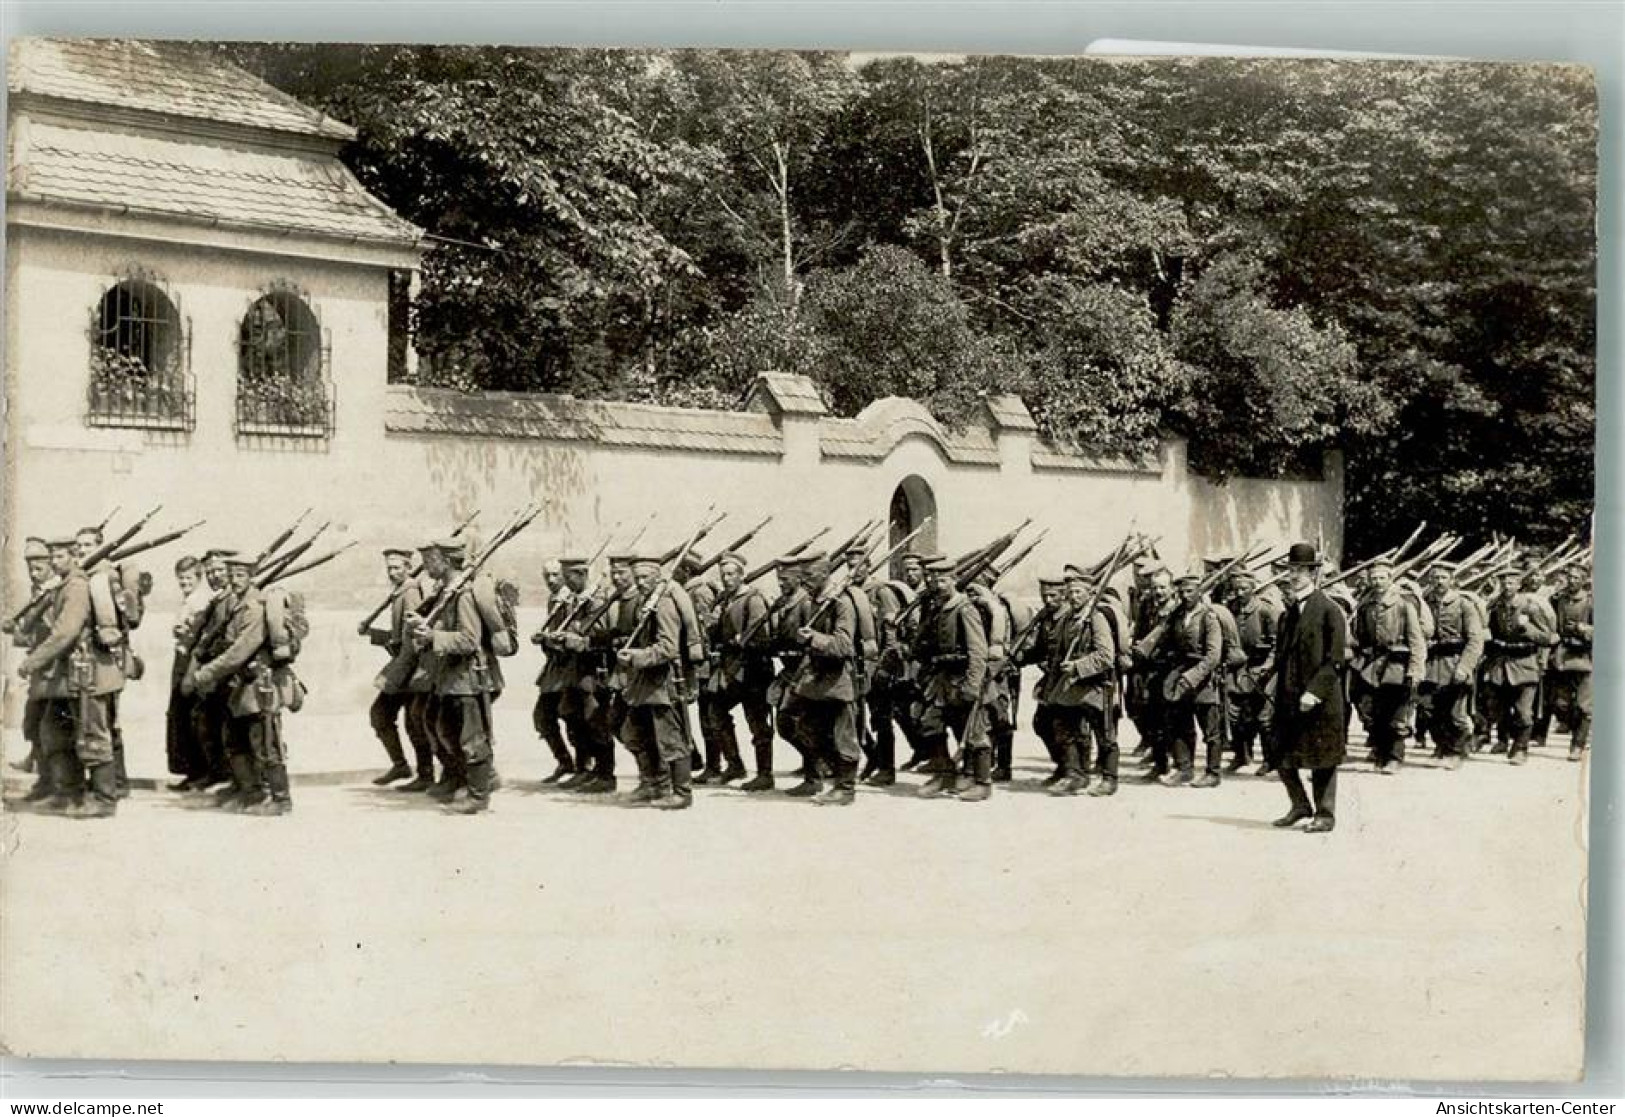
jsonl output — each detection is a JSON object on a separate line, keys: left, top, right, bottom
{"left": 921, "top": 553, "right": 954, "bottom": 574}
{"left": 608, "top": 553, "right": 638, "bottom": 567}
{"left": 429, "top": 536, "right": 466, "bottom": 556}
{"left": 23, "top": 537, "right": 49, "bottom": 559}
{"left": 558, "top": 557, "right": 589, "bottom": 571}
{"left": 717, "top": 551, "right": 747, "bottom": 572}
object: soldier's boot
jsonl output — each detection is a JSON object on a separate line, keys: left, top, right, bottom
{"left": 426, "top": 768, "right": 461, "bottom": 802}
{"left": 1569, "top": 718, "right": 1590, "bottom": 761}
{"left": 865, "top": 768, "right": 896, "bottom": 787}
{"left": 67, "top": 762, "right": 118, "bottom": 819}
{"left": 372, "top": 728, "right": 411, "bottom": 785}
{"left": 218, "top": 754, "right": 259, "bottom": 810}
{"left": 397, "top": 762, "right": 436, "bottom": 794}
{"left": 957, "top": 750, "right": 993, "bottom": 802}
{"left": 42, "top": 752, "right": 81, "bottom": 812}
{"left": 112, "top": 739, "right": 131, "bottom": 800}
{"left": 814, "top": 760, "right": 857, "bottom": 806}
{"left": 992, "top": 733, "right": 1013, "bottom": 783}
{"left": 1508, "top": 729, "right": 1531, "bottom": 765}
{"left": 448, "top": 760, "right": 492, "bottom": 815}
{"left": 248, "top": 764, "right": 293, "bottom": 816}
{"left": 784, "top": 751, "right": 824, "bottom": 798}
{"left": 1049, "top": 742, "right": 1087, "bottom": 797}
{"left": 540, "top": 732, "right": 575, "bottom": 785}
{"left": 693, "top": 737, "right": 724, "bottom": 786}
{"left": 741, "top": 744, "right": 777, "bottom": 792}
{"left": 718, "top": 735, "right": 747, "bottom": 785}
{"left": 921, "top": 750, "right": 961, "bottom": 799}
{"left": 22, "top": 751, "right": 57, "bottom": 803}
{"left": 559, "top": 762, "right": 595, "bottom": 790}
{"left": 22, "top": 777, "right": 55, "bottom": 804}
{"left": 654, "top": 758, "right": 693, "bottom": 810}
{"left": 1087, "top": 776, "right": 1119, "bottom": 797}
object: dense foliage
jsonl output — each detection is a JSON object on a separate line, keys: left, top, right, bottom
{"left": 223, "top": 45, "right": 1597, "bottom": 553}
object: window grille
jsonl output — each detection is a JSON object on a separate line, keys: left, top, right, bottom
{"left": 86, "top": 272, "right": 195, "bottom": 431}
{"left": 235, "top": 284, "right": 335, "bottom": 439}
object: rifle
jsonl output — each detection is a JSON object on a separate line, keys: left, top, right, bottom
{"left": 827, "top": 519, "right": 880, "bottom": 565}
{"left": 355, "top": 511, "right": 482, "bottom": 634}
{"left": 253, "top": 522, "right": 331, "bottom": 587}
{"left": 741, "top": 525, "right": 830, "bottom": 585}
{"left": 689, "top": 515, "right": 773, "bottom": 578}
{"left": 251, "top": 508, "right": 312, "bottom": 572}
{"left": 106, "top": 519, "right": 206, "bottom": 566}
{"left": 416, "top": 503, "right": 543, "bottom": 628}
{"left": 96, "top": 506, "right": 122, "bottom": 536}
{"left": 616, "top": 506, "right": 718, "bottom": 654}
{"left": 988, "top": 528, "right": 1049, "bottom": 583}
{"left": 658, "top": 508, "right": 728, "bottom": 565}
{"left": 265, "top": 540, "right": 359, "bottom": 585}
{"left": 4, "top": 505, "right": 164, "bottom": 631}
{"left": 531, "top": 524, "right": 624, "bottom": 638}
{"left": 622, "top": 510, "right": 658, "bottom": 552}
{"left": 1060, "top": 534, "right": 1138, "bottom": 663}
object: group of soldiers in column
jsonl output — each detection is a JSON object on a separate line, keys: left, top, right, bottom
{"left": 7, "top": 506, "right": 1594, "bottom": 820}
{"left": 7, "top": 509, "right": 344, "bottom": 818}
{"left": 350, "top": 513, "right": 1596, "bottom": 814}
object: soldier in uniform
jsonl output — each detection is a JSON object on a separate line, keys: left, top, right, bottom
{"left": 532, "top": 558, "right": 588, "bottom": 785}
{"left": 1480, "top": 567, "right": 1559, "bottom": 765}
{"left": 615, "top": 556, "right": 693, "bottom": 809}
{"left": 1519, "top": 569, "right": 1560, "bottom": 749}
{"left": 785, "top": 556, "right": 862, "bottom": 805}
{"left": 578, "top": 554, "right": 639, "bottom": 794}
{"left": 1224, "top": 567, "right": 1282, "bottom": 776}
{"left": 700, "top": 552, "right": 772, "bottom": 787}
{"left": 184, "top": 548, "right": 239, "bottom": 793}
{"left": 909, "top": 555, "right": 991, "bottom": 801}
{"left": 186, "top": 554, "right": 298, "bottom": 816}
{"left": 770, "top": 553, "right": 821, "bottom": 794}
{"left": 17, "top": 536, "right": 126, "bottom": 817}
{"left": 863, "top": 555, "right": 918, "bottom": 787}
{"left": 1546, "top": 566, "right": 1593, "bottom": 762}
{"left": 1350, "top": 557, "right": 1427, "bottom": 774}
{"left": 9, "top": 538, "right": 55, "bottom": 801}
{"left": 74, "top": 524, "right": 144, "bottom": 799}
{"left": 1134, "top": 567, "right": 1224, "bottom": 788}
{"left": 361, "top": 547, "right": 427, "bottom": 786}
{"left": 1044, "top": 565, "right": 1118, "bottom": 796}
{"left": 1272, "top": 543, "right": 1348, "bottom": 833}
{"left": 1126, "top": 566, "right": 1174, "bottom": 766}
{"left": 408, "top": 537, "right": 503, "bottom": 813}
{"left": 1419, "top": 563, "right": 1486, "bottom": 770}
{"left": 968, "top": 569, "right": 1025, "bottom": 783}
{"left": 1015, "top": 575, "right": 1067, "bottom": 785}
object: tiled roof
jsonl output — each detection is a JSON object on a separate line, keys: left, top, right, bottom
{"left": 12, "top": 120, "right": 421, "bottom": 246}
{"left": 385, "top": 386, "right": 785, "bottom": 457}
{"left": 9, "top": 38, "right": 354, "bottom": 142}
{"left": 744, "top": 371, "right": 828, "bottom": 416}
{"left": 982, "top": 394, "right": 1038, "bottom": 432}
{"left": 821, "top": 397, "right": 1000, "bottom": 467}
{"left": 1031, "top": 446, "right": 1159, "bottom": 475}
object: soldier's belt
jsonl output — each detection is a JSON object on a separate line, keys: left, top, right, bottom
{"left": 1429, "top": 641, "right": 1466, "bottom": 654}
{"left": 930, "top": 654, "right": 968, "bottom": 669}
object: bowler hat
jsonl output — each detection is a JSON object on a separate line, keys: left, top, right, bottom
{"left": 1286, "top": 543, "right": 1320, "bottom": 567}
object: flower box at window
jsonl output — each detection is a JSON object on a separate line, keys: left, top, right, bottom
{"left": 235, "top": 286, "right": 335, "bottom": 438}
{"left": 86, "top": 275, "right": 195, "bottom": 431}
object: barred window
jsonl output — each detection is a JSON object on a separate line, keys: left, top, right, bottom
{"left": 235, "top": 285, "right": 334, "bottom": 439}
{"left": 87, "top": 273, "right": 195, "bottom": 431}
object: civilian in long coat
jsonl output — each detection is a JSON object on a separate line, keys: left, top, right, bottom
{"left": 1272, "top": 544, "right": 1348, "bottom": 833}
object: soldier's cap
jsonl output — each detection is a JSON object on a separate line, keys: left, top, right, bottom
{"left": 1367, "top": 555, "right": 1394, "bottom": 572}
{"left": 23, "top": 537, "right": 49, "bottom": 559}
{"left": 1204, "top": 555, "right": 1233, "bottom": 574}
{"left": 802, "top": 558, "right": 831, "bottom": 579}
{"left": 1230, "top": 566, "right": 1259, "bottom": 583}
{"left": 45, "top": 535, "right": 78, "bottom": 551}
{"left": 608, "top": 553, "right": 638, "bottom": 567}
{"left": 1062, "top": 564, "right": 1090, "bottom": 583}
{"left": 1426, "top": 560, "right": 1457, "bottom": 575}
{"left": 381, "top": 547, "right": 414, "bottom": 559}
{"left": 717, "top": 551, "right": 747, "bottom": 572}
{"left": 1038, "top": 574, "right": 1066, "bottom": 588}
{"left": 921, "top": 553, "right": 954, "bottom": 574}
{"left": 781, "top": 550, "right": 826, "bottom": 568}
{"left": 632, "top": 556, "right": 663, "bottom": 573}
{"left": 1174, "top": 561, "right": 1205, "bottom": 585}
{"left": 558, "top": 557, "right": 589, "bottom": 571}
{"left": 224, "top": 554, "right": 256, "bottom": 570}
{"left": 675, "top": 553, "right": 703, "bottom": 573}
{"left": 899, "top": 552, "right": 925, "bottom": 568}
{"left": 203, "top": 547, "right": 239, "bottom": 561}
{"left": 429, "top": 536, "right": 466, "bottom": 555}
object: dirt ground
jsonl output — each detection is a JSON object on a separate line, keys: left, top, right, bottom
{"left": 0, "top": 707, "right": 1591, "bottom": 1083}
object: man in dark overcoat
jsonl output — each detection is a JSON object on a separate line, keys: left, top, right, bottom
{"left": 1272, "top": 543, "right": 1348, "bottom": 833}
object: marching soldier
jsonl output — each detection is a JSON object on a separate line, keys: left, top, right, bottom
{"left": 1126, "top": 565, "right": 1174, "bottom": 767}
{"left": 74, "top": 524, "right": 145, "bottom": 799}
{"left": 700, "top": 552, "right": 773, "bottom": 787}
{"left": 1547, "top": 566, "right": 1593, "bottom": 762}
{"left": 863, "top": 555, "right": 918, "bottom": 787}
{"left": 785, "top": 556, "right": 862, "bottom": 805}
{"left": 615, "top": 556, "right": 693, "bottom": 809}
{"left": 968, "top": 569, "right": 1024, "bottom": 783}
{"left": 579, "top": 554, "right": 639, "bottom": 795}
{"left": 771, "top": 553, "right": 821, "bottom": 795}
{"left": 1351, "top": 557, "right": 1427, "bottom": 774}
{"left": 17, "top": 536, "right": 126, "bottom": 817}
{"left": 1224, "top": 567, "right": 1281, "bottom": 776}
{"left": 1015, "top": 575, "right": 1068, "bottom": 785}
{"left": 669, "top": 556, "right": 710, "bottom": 774}
{"left": 361, "top": 547, "right": 430, "bottom": 786}
{"left": 185, "top": 554, "right": 298, "bottom": 816}
{"left": 408, "top": 537, "right": 503, "bottom": 813}
{"left": 1044, "top": 565, "right": 1117, "bottom": 796}
{"left": 1134, "top": 566, "right": 1224, "bottom": 788}
{"left": 909, "top": 555, "right": 991, "bottom": 801}
{"left": 544, "top": 558, "right": 614, "bottom": 791}
{"left": 1480, "top": 567, "right": 1559, "bottom": 764}
{"left": 10, "top": 537, "right": 55, "bottom": 801}
{"left": 1520, "top": 569, "right": 1560, "bottom": 748}
{"left": 530, "top": 559, "right": 579, "bottom": 784}
{"left": 1418, "top": 563, "right": 1486, "bottom": 770}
